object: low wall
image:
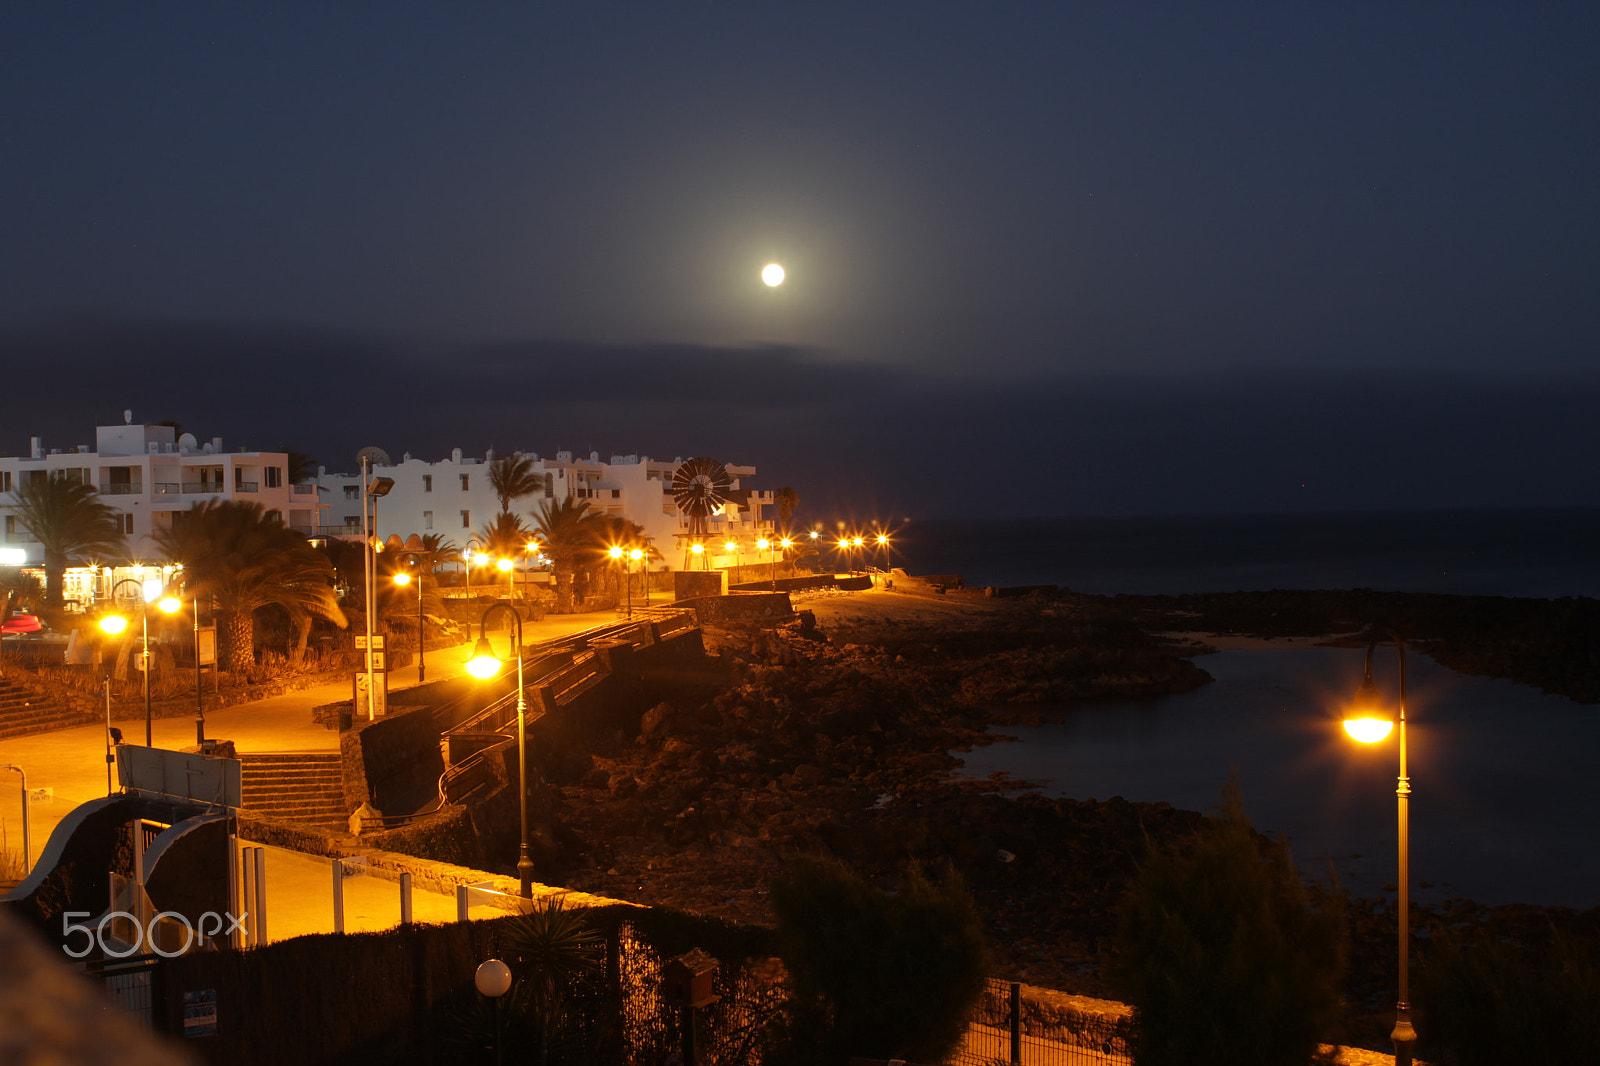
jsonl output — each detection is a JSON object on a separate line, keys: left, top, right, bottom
{"left": 674, "top": 591, "right": 794, "bottom": 627}
{"left": 339, "top": 707, "right": 445, "bottom": 815}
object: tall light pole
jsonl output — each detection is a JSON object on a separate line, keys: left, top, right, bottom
{"left": 465, "top": 604, "right": 533, "bottom": 897}
{"left": 363, "top": 471, "right": 394, "bottom": 721}
{"left": 100, "top": 576, "right": 170, "bottom": 746}
{"left": 156, "top": 584, "right": 204, "bottom": 745}
{"left": 392, "top": 569, "right": 425, "bottom": 683}
{"left": 1342, "top": 629, "right": 1417, "bottom": 1066}
{"left": 629, "top": 548, "right": 646, "bottom": 608}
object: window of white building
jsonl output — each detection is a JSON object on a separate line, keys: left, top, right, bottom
{"left": 423, "top": 510, "right": 433, "bottom": 529}
{"left": 423, "top": 475, "right": 432, "bottom": 492}
{"left": 460, "top": 474, "right": 470, "bottom": 491}
{"left": 460, "top": 509, "right": 470, "bottom": 528}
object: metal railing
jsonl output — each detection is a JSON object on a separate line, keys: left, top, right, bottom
{"left": 153, "top": 482, "right": 181, "bottom": 495}
{"left": 181, "top": 482, "right": 222, "bottom": 494}
{"left": 290, "top": 483, "right": 319, "bottom": 495}
{"left": 951, "top": 981, "right": 1133, "bottom": 1066}
{"left": 234, "top": 481, "right": 259, "bottom": 493}
{"left": 98, "top": 483, "right": 143, "bottom": 495}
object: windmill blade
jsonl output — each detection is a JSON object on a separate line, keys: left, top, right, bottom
{"left": 671, "top": 457, "right": 732, "bottom": 517}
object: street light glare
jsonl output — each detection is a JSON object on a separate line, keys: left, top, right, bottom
{"left": 98, "top": 615, "right": 129, "bottom": 635}
{"left": 761, "top": 263, "right": 785, "bottom": 287}
{"left": 496, "top": 558, "right": 513, "bottom": 572}
{"left": 157, "top": 596, "right": 182, "bottom": 614}
{"left": 392, "top": 572, "right": 412, "bottom": 586}
{"left": 1344, "top": 716, "right": 1395, "bottom": 744}
{"left": 465, "top": 637, "right": 503, "bottom": 680}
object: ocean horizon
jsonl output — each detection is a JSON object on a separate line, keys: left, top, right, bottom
{"left": 889, "top": 506, "right": 1600, "bottom": 600}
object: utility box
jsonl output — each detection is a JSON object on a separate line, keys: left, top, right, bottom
{"left": 663, "top": 948, "right": 719, "bottom": 1009}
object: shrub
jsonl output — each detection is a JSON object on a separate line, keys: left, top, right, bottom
{"left": 1111, "top": 781, "right": 1345, "bottom": 1066}
{"left": 768, "top": 857, "right": 991, "bottom": 1066}
{"left": 1418, "top": 928, "right": 1600, "bottom": 1064}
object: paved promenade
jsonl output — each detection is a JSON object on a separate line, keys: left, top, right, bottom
{"left": 0, "top": 609, "right": 622, "bottom": 879}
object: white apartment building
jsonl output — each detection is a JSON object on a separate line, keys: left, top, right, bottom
{"left": 1, "top": 417, "right": 325, "bottom": 602}
{"left": 316, "top": 447, "right": 774, "bottom": 572}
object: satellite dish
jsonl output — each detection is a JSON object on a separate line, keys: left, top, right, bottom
{"left": 123, "top": 409, "right": 133, "bottom": 425}
{"left": 178, "top": 433, "right": 198, "bottom": 452}
{"left": 356, "top": 446, "right": 392, "bottom": 468}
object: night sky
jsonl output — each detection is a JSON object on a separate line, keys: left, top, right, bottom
{"left": 3, "top": 4, "right": 1596, "bottom": 519}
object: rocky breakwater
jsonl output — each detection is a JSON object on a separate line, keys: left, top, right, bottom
{"left": 545, "top": 594, "right": 1217, "bottom": 993}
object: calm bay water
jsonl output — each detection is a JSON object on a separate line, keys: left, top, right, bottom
{"left": 896, "top": 507, "right": 1600, "bottom": 598}
{"left": 957, "top": 648, "right": 1600, "bottom": 909}
{"left": 905, "top": 508, "right": 1600, "bottom": 908}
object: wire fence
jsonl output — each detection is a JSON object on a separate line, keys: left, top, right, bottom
{"left": 950, "top": 980, "right": 1134, "bottom": 1066}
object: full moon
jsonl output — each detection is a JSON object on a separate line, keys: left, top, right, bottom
{"left": 761, "top": 263, "right": 785, "bottom": 287}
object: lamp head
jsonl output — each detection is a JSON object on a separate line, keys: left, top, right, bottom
{"left": 689, "top": 543, "right": 704, "bottom": 555}
{"left": 876, "top": 534, "right": 888, "bottom": 545}
{"left": 724, "top": 541, "right": 737, "bottom": 552}
{"left": 472, "top": 552, "right": 489, "bottom": 567}
{"left": 157, "top": 595, "right": 182, "bottom": 614}
{"left": 98, "top": 615, "right": 129, "bottom": 635}
{"left": 608, "top": 546, "right": 623, "bottom": 560}
{"left": 1343, "top": 676, "right": 1394, "bottom": 743}
{"left": 392, "top": 572, "right": 412, "bottom": 586}
{"left": 496, "top": 558, "right": 513, "bottom": 572}
{"left": 756, "top": 538, "right": 770, "bottom": 550}
{"left": 628, "top": 548, "right": 643, "bottom": 561}
{"left": 465, "top": 636, "right": 503, "bottom": 680}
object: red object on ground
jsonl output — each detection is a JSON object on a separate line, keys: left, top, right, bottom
{"left": 0, "top": 614, "right": 42, "bottom": 634}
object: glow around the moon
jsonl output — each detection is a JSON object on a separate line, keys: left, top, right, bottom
{"left": 761, "top": 263, "right": 785, "bottom": 287}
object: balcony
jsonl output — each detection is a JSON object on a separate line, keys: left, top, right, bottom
{"left": 153, "top": 482, "right": 181, "bottom": 495}
{"left": 291, "top": 483, "right": 319, "bottom": 496}
{"left": 181, "top": 483, "right": 222, "bottom": 494}
{"left": 234, "top": 482, "right": 259, "bottom": 494}
{"left": 99, "top": 483, "right": 143, "bottom": 496}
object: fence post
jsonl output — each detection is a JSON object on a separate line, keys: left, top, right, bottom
{"left": 253, "top": 847, "right": 268, "bottom": 946}
{"left": 457, "top": 883, "right": 470, "bottom": 923}
{"left": 1010, "top": 981, "right": 1022, "bottom": 1065}
{"left": 241, "top": 846, "right": 257, "bottom": 947}
{"left": 332, "top": 858, "right": 345, "bottom": 933}
{"left": 400, "top": 871, "right": 413, "bottom": 925}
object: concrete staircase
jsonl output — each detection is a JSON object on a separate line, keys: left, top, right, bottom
{"left": 238, "top": 753, "right": 349, "bottom": 831}
{"left": 0, "top": 676, "right": 91, "bottom": 740}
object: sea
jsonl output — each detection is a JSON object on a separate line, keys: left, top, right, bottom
{"left": 892, "top": 506, "right": 1600, "bottom": 599}
{"left": 899, "top": 507, "right": 1600, "bottom": 908}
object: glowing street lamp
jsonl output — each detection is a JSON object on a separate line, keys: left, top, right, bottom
{"left": 464, "top": 603, "right": 534, "bottom": 897}
{"left": 99, "top": 576, "right": 169, "bottom": 746}
{"left": 629, "top": 547, "right": 647, "bottom": 607}
{"left": 392, "top": 568, "right": 427, "bottom": 683}
{"left": 1341, "top": 629, "right": 1417, "bottom": 1066}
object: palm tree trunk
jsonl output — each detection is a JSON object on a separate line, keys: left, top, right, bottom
{"left": 290, "top": 612, "right": 313, "bottom": 666}
{"left": 553, "top": 565, "right": 573, "bottom": 613}
{"left": 220, "top": 610, "right": 255, "bottom": 673}
{"left": 44, "top": 550, "right": 67, "bottom": 610}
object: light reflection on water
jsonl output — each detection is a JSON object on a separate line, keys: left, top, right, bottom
{"left": 956, "top": 648, "right": 1600, "bottom": 908}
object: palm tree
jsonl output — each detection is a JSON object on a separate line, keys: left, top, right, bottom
{"left": 580, "top": 514, "right": 655, "bottom": 606}
{"left": 531, "top": 497, "right": 593, "bottom": 613}
{"left": 9, "top": 472, "right": 126, "bottom": 609}
{"left": 476, "top": 512, "right": 535, "bottom": 561}
{"left": 488, "top": 454, "right": 543, "bottom": 515}
{"left": 774, "top": 485, "right": 800, "bottom": 529}
{"left": 156, "top": 500, "right": 346, "bottom": 673}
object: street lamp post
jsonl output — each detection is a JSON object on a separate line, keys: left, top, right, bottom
{"left": 465, "top": 604, "right": 534, "bottom": 897}
{"left": 156, "top": 585, "right": 205, "bottom": 745}
{"left": 392, "top": 569, "right": 425, "bottom": 683}
{"left": 608, "top": 546, "right": 629, "bottom": 617}
{"left": 629, "top": 548, "right": 646, "bottom": 607}
{"left": 100, "top": 576, "right": 170, "bottom": 747}
{"left": 1342, "top": 629, "right": 1417, "bottom": 1066}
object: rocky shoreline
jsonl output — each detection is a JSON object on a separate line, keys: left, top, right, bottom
{"left": 530, "top": 585, "right": 1597, "bottom": 1049}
